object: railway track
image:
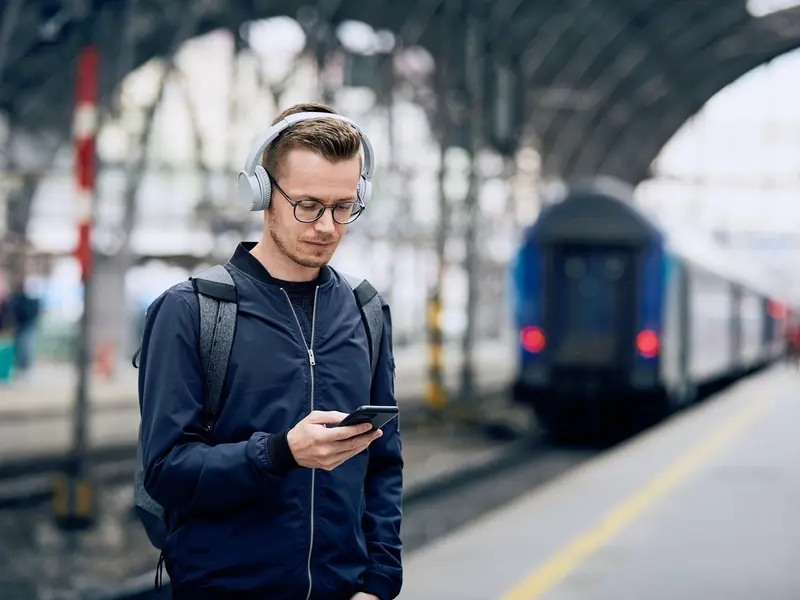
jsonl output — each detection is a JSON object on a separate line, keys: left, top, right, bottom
{"left": 0, "top": 445, "right": 138, "bottom": 510}
{"left": 0, "top": 396, "right": 605, "bottom": 600}
{"left": 89, "top": 435, "right": 598, "bottom": 600}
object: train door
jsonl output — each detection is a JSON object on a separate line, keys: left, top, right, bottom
{"left": 760, "top": 298, "right": 773, "bottom": 352}
{"left": 677, "top": 262, "right": 691, "bottom": 390}
{"left": 544, "top": 243, "right": 638, "bottom": 371}
{"left": 731, "top": 284, "right": 742, "bottom": 372}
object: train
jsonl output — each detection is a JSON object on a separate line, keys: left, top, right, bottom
{"left": 510, "top": 177, "right": 791, "bottom": 441}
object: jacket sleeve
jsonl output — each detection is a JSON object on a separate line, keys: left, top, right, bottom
{"left": 138, "top": 289, "right": 298, "bottom": 516}
{"left": 360, "top": 299, "right": 404, "bottom": 600}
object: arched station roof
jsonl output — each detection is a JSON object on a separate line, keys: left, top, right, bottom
{"left": 2, "top": 0, "right": 800, "bottom": 183}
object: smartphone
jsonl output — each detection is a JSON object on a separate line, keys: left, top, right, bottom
{"left": 334, "top": 405, "right": 399, "bottom": 430}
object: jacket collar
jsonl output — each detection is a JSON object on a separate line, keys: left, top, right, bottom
{"left": 229, "top": 242, "right": 333, "bottom": 288}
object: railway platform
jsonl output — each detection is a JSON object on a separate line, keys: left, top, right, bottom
{"left": 400, "top": 364, "right": 800, "bottom": 600}
{"left": 0, "top": 338, "right": 515, "bottom": 465}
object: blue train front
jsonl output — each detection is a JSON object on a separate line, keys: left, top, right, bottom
{"left": 511, "top": 178, "right": 787, "bottom": 441}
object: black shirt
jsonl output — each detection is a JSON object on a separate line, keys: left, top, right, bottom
{"left": 231, "top": 241, "right": 330, "bottom": 342}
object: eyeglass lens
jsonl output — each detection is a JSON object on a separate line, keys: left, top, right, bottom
{"left": 295, "top": 200, "right": 362, "bottom": 224}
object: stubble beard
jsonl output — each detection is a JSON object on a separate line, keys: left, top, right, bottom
{"left": 268, "top": 210, "right": 332, "bottom": 269}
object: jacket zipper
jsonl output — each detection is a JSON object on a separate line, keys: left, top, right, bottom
{"left": 281, "top": 286, "right": 319, "bottom": 600}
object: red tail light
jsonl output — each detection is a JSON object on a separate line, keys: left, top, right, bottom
{"left": 768, "top": 300, "right": 786, "bottom": 319}
{"left": 521, "top": 326, "right": 545, "bottom": 353}
{"left": 636, "top": 329, "right": 659, "bottom": 358}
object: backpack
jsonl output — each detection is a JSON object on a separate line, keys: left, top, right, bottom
{"left": 131, "top": 264, "right": 385, "bottom": 550}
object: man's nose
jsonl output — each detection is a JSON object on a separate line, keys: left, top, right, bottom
{"left": 314, "top": 209, "right": 336, "bottom": 234}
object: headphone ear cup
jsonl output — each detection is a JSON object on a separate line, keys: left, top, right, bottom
{"left": 358, "top": 176, "right": 372, "bottom": 206}
{"left": 253, "top": 166, "right": 272, "bottom": 211}
{"left": 238, "top": 172, "right": 262, "bottom": 211}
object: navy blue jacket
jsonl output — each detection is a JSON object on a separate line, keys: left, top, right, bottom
{"left": 138, "top": 244, "right": 403, "bottom": 599}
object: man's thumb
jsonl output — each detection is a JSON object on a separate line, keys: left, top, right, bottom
{"left": 306, "top": 410, "right": 349, "bottom": 424}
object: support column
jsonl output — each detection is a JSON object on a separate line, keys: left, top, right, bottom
{"left": 457, "top": 2, "right": 486, "bottom": 416}
{"left": 425, "top": 0, "right": 460, "bottom": 420}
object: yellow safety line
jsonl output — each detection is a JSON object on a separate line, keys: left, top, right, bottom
{"left": 499, "top": 394, "right": 773, "bottom": 600}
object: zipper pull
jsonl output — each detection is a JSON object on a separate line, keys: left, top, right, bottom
{"left": 308, "top": 348, "right": 316, "bottom": 366}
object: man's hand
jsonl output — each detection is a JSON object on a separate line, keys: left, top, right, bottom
{"left": 350, "top": 593, "right": 380, "bottom": 600}
{"left": 287, "top": 410, "right": 382, "bottom": 471}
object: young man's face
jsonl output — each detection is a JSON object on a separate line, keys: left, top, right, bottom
{"left": 267, "top": 148, "right": 361, "bottom": 269}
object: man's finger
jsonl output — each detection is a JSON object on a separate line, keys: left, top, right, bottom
{"left": 325, "top": 422, "right": 374, "bottom": 441}
{"left": 330, "top": 437, "right": 373, "bottom": 459}
{"left": 332, "top": 428, "right": 381, "bottom": 452}
{"left": 327, "top": 445, "right": 368, "bottom": 466}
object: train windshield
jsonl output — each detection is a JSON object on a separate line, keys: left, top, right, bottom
{"left": 549, "top": 245, "right": 635, "bottom": 364}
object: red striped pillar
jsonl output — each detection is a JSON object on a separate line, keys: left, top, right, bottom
{"left": 73, "top": 45, "right": 99, "bottom": 282}
{"left": 54, "top": 44, "right": 100, "bottom": 531}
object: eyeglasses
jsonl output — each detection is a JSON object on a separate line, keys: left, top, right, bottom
{"left": 268, "top": 172, "right": 365, "bottom": 225}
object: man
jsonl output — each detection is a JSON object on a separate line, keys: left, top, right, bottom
{"left": 138, "top": 103, "right": 403, "bottom": 600}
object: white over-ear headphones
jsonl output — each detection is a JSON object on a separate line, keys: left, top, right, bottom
{"left": 237, "top": 111, "right": 375, "bottom": 212}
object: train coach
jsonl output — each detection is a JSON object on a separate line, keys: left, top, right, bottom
{"left": 510, "top": 177, "right": 788, "bottom": 441}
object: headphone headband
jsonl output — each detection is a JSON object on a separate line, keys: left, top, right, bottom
{"left": 237, "top": 111, "right": 375, "bottom": 212}
{"left": 242, "top": 112, "right": 374, "bottom": 180}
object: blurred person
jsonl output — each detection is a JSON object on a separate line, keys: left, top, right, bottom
{"left": 137, "top": 103, "right": 403, "bottom": 600}
{"left": 0, "top": 291, "right": 9, "bottom": 333}
{"left": 0, "top": 289, "right": 13, "bottom": 383}
{"left": 6, "top": 277, "right": 41, "bottom": 376}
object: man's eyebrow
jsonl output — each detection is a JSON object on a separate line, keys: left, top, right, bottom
{"left": 302, "top": 195, "right": 357, "bottom": 204}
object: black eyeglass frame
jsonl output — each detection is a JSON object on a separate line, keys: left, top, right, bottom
{"left": 266, "top": 171, "right": 365, "bottom": 225}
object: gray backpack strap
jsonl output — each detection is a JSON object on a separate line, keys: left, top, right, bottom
{"left": 133, "top": 265, "right": 238, "bottom": 552}
{"left": 189, "top": 264, "right": 238, "bottom": 436}
{"left": 341, "top": 272, "right": 383, "bottom": 378}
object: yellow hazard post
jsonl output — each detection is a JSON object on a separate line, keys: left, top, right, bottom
{"left": 53, "top": 469, "right": 97, "bottom": 530}
{"left": 426, "top": 286, "right": 447, "bottom": 419}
